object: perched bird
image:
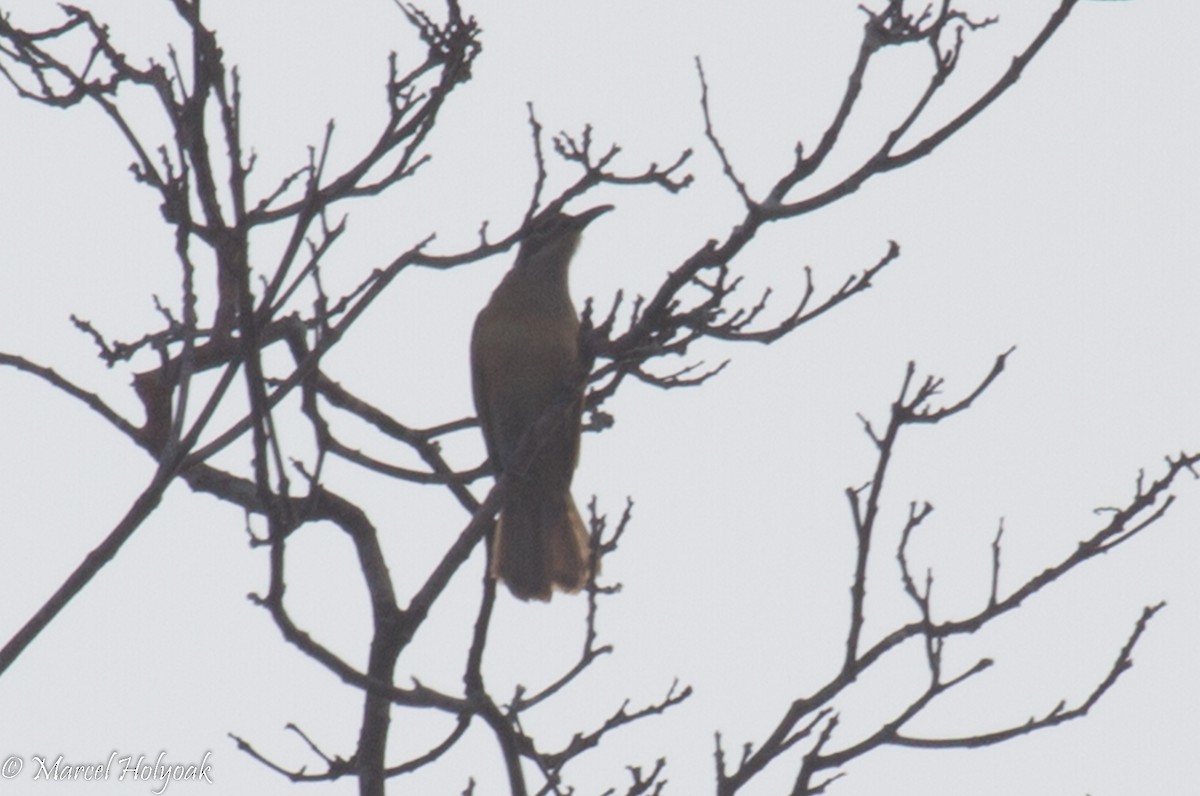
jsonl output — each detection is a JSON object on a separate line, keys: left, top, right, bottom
{"left": 470, "top": 205, "right": 612, "bottom": 601}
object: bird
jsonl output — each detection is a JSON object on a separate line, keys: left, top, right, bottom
{"left": 470, "top": 205, "right": 613, "bottom": 601}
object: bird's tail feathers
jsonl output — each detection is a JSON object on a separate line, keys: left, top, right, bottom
{"left": 492, "top": 486, "right": 591, "bottom": 601}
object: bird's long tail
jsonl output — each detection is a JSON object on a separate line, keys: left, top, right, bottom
{"left": 491, "top": 483, "right": 591, "bottom": 601}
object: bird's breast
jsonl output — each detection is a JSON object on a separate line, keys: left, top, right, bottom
{"left": 475, "top": 305, "right": 580, "bottom": 391}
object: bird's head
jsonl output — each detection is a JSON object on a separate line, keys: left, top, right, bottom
{"left": 517, "top": 204, "right": 614, "bottom": 272}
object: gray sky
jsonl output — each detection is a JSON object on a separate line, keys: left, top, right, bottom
{"left": 0, "top": 1, "right": 1197, "bottom": 793}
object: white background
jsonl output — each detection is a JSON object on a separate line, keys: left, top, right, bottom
{"left": 0, "top": 1, "right": 1197, "bottom": 794}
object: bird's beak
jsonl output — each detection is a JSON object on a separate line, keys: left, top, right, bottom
{"left": 569, "top": 204, "right": 615, "bottom": 228}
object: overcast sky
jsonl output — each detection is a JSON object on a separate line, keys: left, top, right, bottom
{"left": 1, "top": 1, "right": 1197, "bottom": 794}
